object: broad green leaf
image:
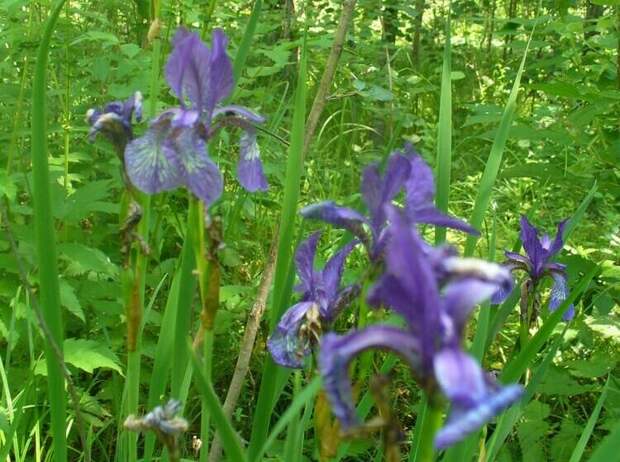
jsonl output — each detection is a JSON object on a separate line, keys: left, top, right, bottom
{"left": 64, "top": 339, "right": 122, "bottom": 374}
{"left": 59, "top": 280, "right": 85, "bottom": 322}
{"left": 58, "top": 243, "right": 118, "bottom": 277}
{"left": 587, "top": 419, "right": 620, "bottom": 462}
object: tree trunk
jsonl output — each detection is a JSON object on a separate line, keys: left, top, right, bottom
{"left": 303, "top": 0, "right": 357, "bottom": 157}
{"left": 412, "top": 0, "right": 426, "bottom": 66}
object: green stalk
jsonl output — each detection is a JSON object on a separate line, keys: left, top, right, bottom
{"left": 30, "top": 1, "right": 67, "bottom": 460}
{"left": 189, "top": 341, "right": 248, "bottom": 462}
{"left": 200, "top": 330, "right": 215, "bottom": 462}
{"left": 122, "top": 29, "right": 162, "bottom": 462}
{"left": 171, "top": 198, "right": 199, "bottom": 396}
{"left": 434, "top": 9, "right": 452, "bottom": 245}
{"left": 415, "top": 399, "right": 443, "bottom": 462}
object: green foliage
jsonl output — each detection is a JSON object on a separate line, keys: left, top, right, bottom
{"left": 0, "top": 0, "right": 618, "bottom": 461}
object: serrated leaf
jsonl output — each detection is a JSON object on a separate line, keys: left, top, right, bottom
{"left": 64, "top": 339, "right": 122, "bottom": 375}
{"left": 585, "top": 310, "right": 620, "bottom": 343}
{"left": 59, "top": 280, "right": 85, "bottom": 322}
{"left": 550, "top": 417, "right": 581, "bottom": 462}
{"left": 120, "top": 43, "right": 141, "bottom": 58}
{"left": 538, "top": 366, "right": 597, "bottom": 396}
{"left": 568, "top": 354, "right": 616, "bottom": 378}
{"left": 58, "top": 243, "right": 118, "bottom": 277}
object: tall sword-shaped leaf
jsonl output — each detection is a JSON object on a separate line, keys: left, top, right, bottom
{"left": 31, "top": 1, "right": 68, "bottom": 460}
{"left": 247, "top": 33, "right": 308, "bottom": 459}
{"left": 434, "top": 11, "right": 452, "bottom": 245}
{"left": 464, "top": 32, "right": 533, "bottom": 257}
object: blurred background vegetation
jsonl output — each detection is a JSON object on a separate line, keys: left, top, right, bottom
{"left": 0, "top": 0, "right": 618, "bottom": 460}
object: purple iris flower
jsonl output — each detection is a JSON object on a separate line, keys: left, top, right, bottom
{"left": 319, "top": 206, "right": 522, "bottom": 449}
{"left": 86, "top": 91, "right": 143, "bottom": 156}
{"left": 268, "top": 232, "right": 359, "bottom": 368}
{"left": 301, "top": 144, "right": 477, "bottom": 259}
{"left": 123, "top": 28, "right": 267, "bottom": 206}
{"left": 492, "top": 216, "right": 573, "bottom": 320}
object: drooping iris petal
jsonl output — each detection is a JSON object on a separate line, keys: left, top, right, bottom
{"left": 124, "top": 122, "right": 183, "bottom": 194}
{"left": 319, "top": 327, "right": 421, "bottom": 429}
{"left": 267, "top": 301, "right": 316, "bottom": 368}
{"left": 433, "top": 349, "right": 486, "bottom": 407}
{"left": 434, "top": 384, "right": 523, "bottom": 449}
{"left": 237, "top": 128, "right": 268, "bottom": 192}
{"left": 504, "top": 250, "right": 532, "bottom": 272}
{"left": 212, "top": 105, "right": 266, "bottom": 124}
{"left": 204, "top": 28, "right": 234, "bottom": 118}
{"left": 548, "top": 270, "right": 574, "bottom": 320}
{"left": 402, "top": 149, "right": 478, "bottom": 235}
{"left": 301, "top": 201, "right": 370, "bottom": 241}
{"left": 294, "top": 232, "right": 321, "bottom": 295}
{"left": 172, "top": 128, "right": 223, "bottom": 206}
{"left": 414, "top": 207, "right": 478, "bottom": 235}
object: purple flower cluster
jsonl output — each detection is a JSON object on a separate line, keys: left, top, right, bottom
{"left": 268, "top": 145, "right": 533, "bottom": 449}
{"left": 492, "top": 216, "right": 573, "bottom": 320}
{"left": 87, "top": 28, "right": 268, "bottom": 206}
{"left": 301, "top": 144, "right": 476, "bottom": 259}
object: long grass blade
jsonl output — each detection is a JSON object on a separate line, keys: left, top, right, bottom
{"left": 252, "top": 376, "right": 322, "bottom": 462}
{"left": 247, "top": 31, "right": 307, "bottom": 458}
{"left": 31, "top": 1, "right": 68, "bottom": 460}
{"left": 464, "top": 31, "right": 533, "bottom": 256}
{"left": 188, "top": 340, "right": 248, "bottom": 462}
{"left": 568, "top": 374, "right": 611, "bottom": 462}
{"left": 434, "top": 11, "right": 452, "bottom": 245}
{"left": 232, "top": 0, "right": 263, "bottom": 84}
{"left": 564, "top": 180, "right": 598, "bottom": 240}
{"left": 142, "top": 267, "right": 193, "bottom": 461}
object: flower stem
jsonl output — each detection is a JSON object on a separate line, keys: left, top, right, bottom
{"left": 200, "top": 329, "right": 214, "bottom": 462}
{"left": 415, "top": 398, "right": 443, "bottom": 462}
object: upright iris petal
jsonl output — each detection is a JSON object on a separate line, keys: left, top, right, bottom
{"left": 401, "top": 144, "right": 478, "bottom": 235}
